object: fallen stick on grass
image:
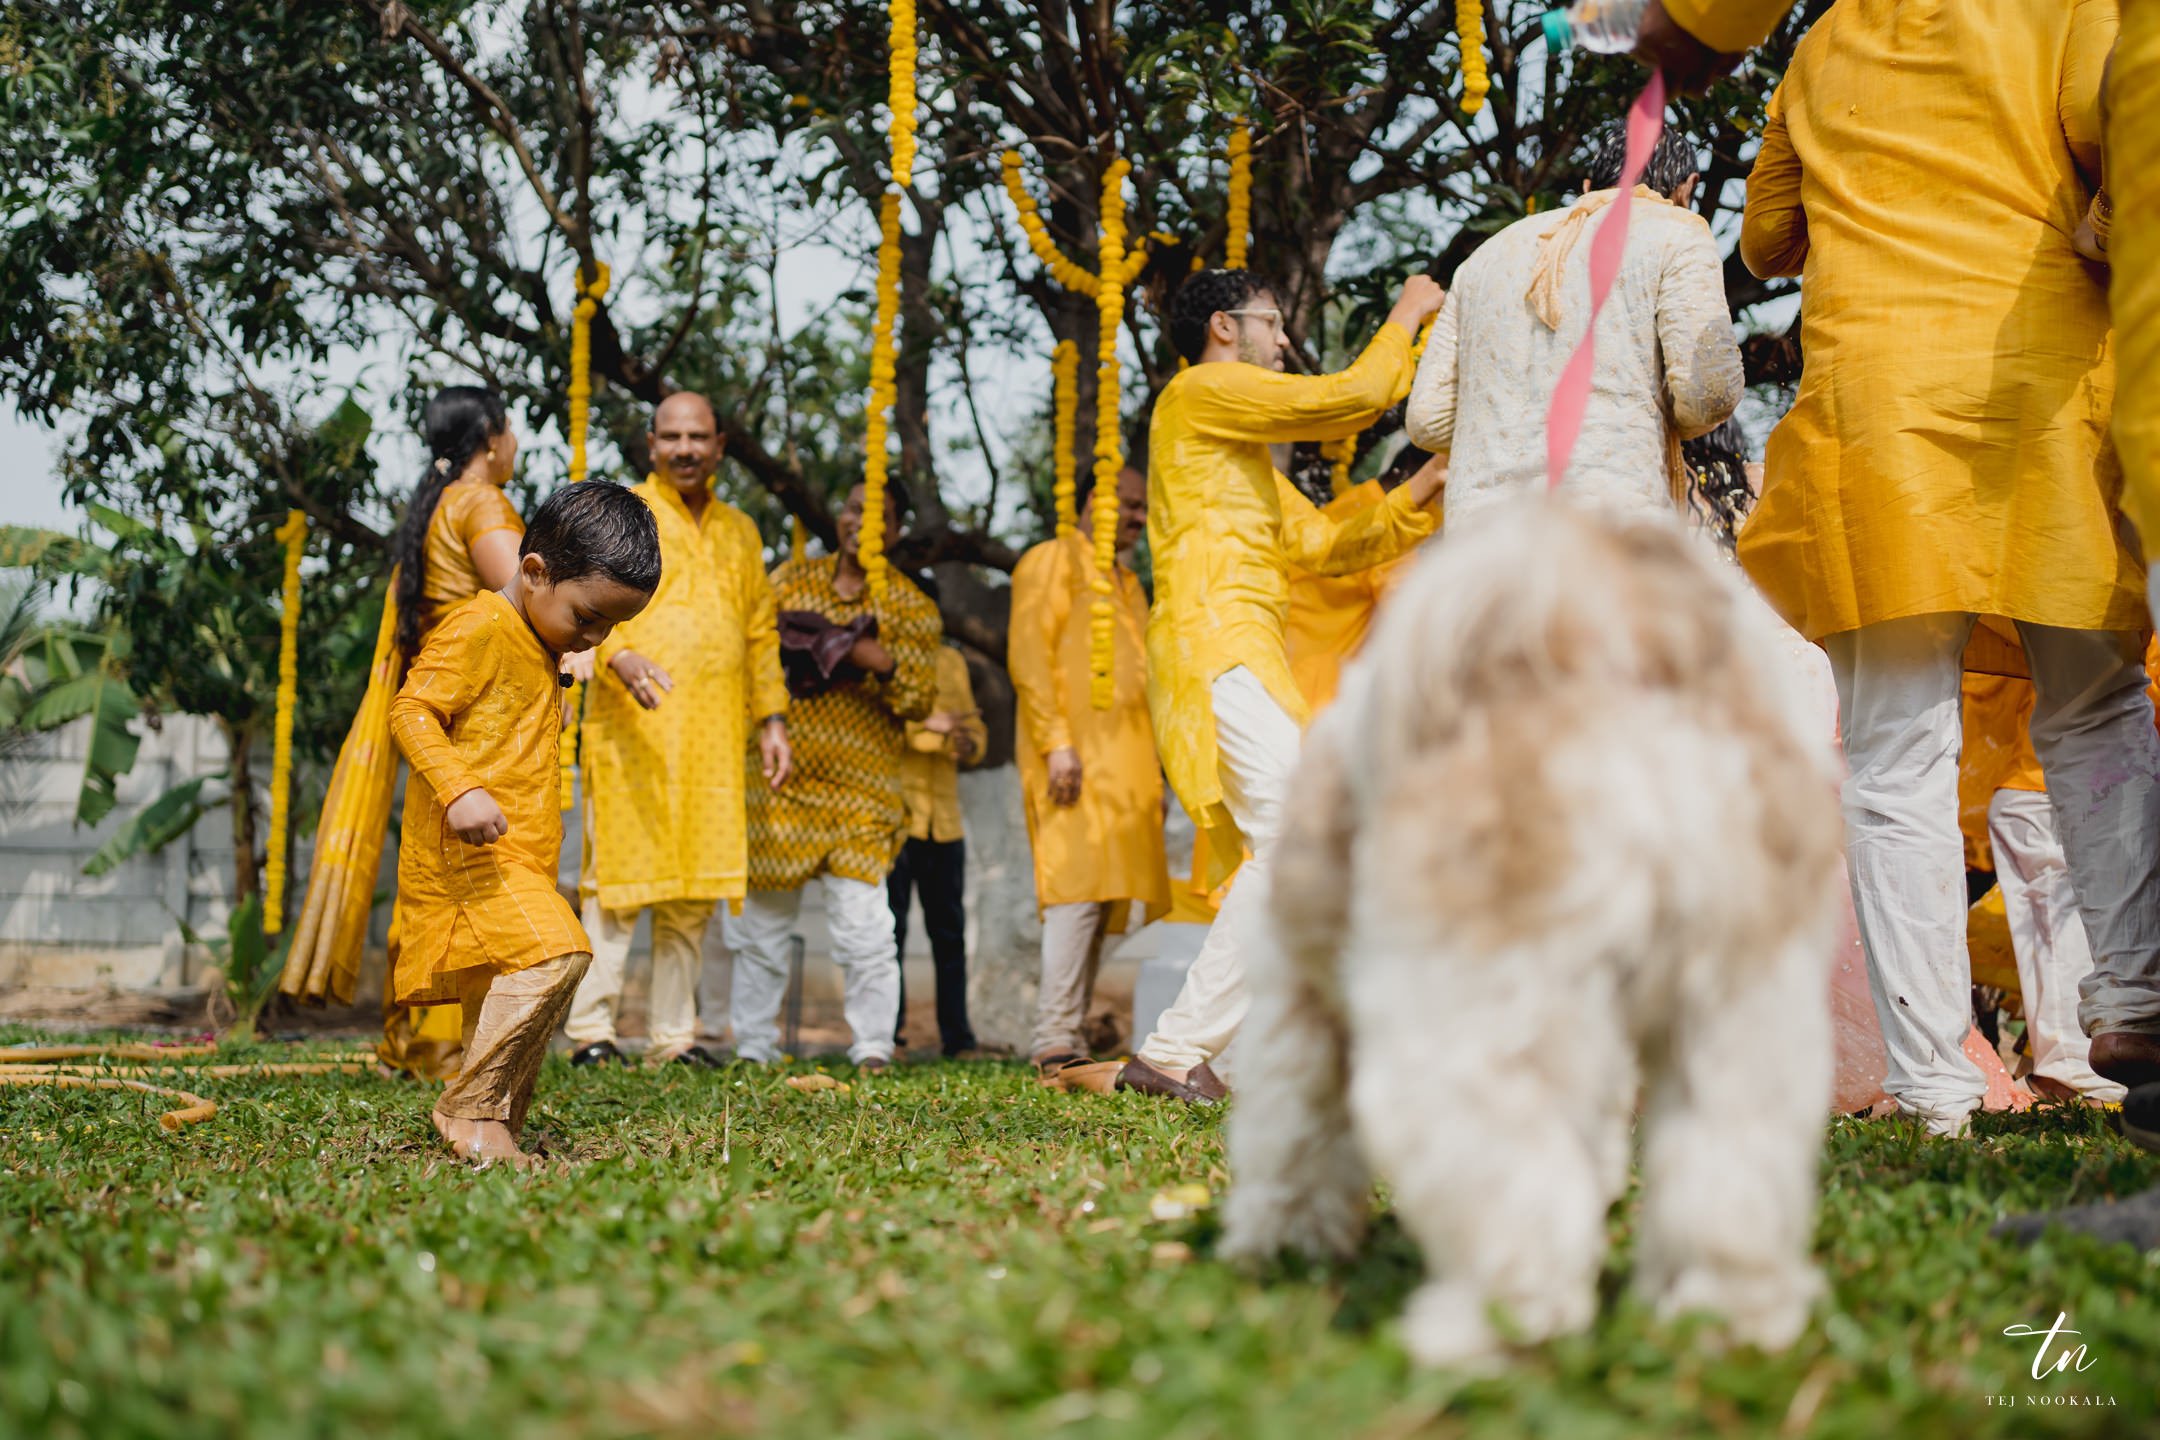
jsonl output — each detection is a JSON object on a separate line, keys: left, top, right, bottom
{"left": 0, "top": 1074, "right": 217, "bottom": 1131}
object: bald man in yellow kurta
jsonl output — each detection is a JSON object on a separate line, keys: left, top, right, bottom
{"left": 1115, "top": 270, "right": 1445, "bottom": 1103}
{"left": 1009, "top": 468, "right": 1170, "bottom": 1072}
{"left": 564, "top": 396, "right": 790, "bottom": 1068}
{"left": 1736, "top": 0, "right": 2160, "bottom": 1130}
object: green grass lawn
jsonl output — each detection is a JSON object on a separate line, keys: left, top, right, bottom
{"left": 3, "top": 1028, "right": 2157, "bottom": 1439}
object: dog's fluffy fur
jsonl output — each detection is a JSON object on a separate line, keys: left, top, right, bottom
{"left": 1220, "top": 499, "right": 1846, "bottom": 1369}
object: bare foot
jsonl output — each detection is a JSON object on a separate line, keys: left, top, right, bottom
{"left": 432, "top": 1109, "right": 536, "bottom": 1171}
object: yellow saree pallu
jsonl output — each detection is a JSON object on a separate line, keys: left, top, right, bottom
{"left": 276, "top": 590, "right": 463, "bottom": 1075}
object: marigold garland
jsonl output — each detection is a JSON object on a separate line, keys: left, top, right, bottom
{"left": 561, "top": 259, "right": 609, "bottom": 810}
{"left": 860, "top": 188, "right": 905, "bottom": 599}
{"left": 1225, "top": 121, "right": 1253, "bottom": 270}
{"left": 887, "top": 0, "right": 919, "bottom": 184}
{"left": 1457, "top": 0, "right": 1489, "bottom": 115}
{"left": 263, "top": 509, "right": 307, "bottom": 935}
{"left": 791, "top": 515, "right": 809, "bottom": 564}
{"left": 1051, "top": 339, "right": 1080, "bottom": 537}
{"left": 1002, "top": 151, "right": 1101, "bottom": 297}
{"left": 1322, "top": 437, "right": 1356, "bottom": 498}
{"left": 1089, "top": 158, "right": 1131, "bottom": 710}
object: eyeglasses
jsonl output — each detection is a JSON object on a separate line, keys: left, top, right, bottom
{"left": 1223, "top": 307, "right": 1284, "bottom": 330}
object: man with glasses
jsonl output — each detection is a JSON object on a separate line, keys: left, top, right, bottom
{"left": 1103, "top": 268, "right": 1446, "bottom": 1104}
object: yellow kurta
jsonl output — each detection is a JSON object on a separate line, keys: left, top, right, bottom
{"left": 746, "top": 557, "right": 941, "bottom": 891}
{"left": 1009, "top": 531, "right": 1170, "bottom": 917}
{"left": 900, "top": 646, "right": 987, "bottom": 843}
{"left": 2114, "top": 1, "right": 2160, "bottom": 551}
{"left": 1663, "top": 0, "right": 1794, "bottom": 52}
{"left": 1146, "top": 324, "right": 1437, "bottom": 878}
{"left": 584, "top": 480, "right": 786, "bottom": 911}
{"left": 1283, "top": 481, "right": 1431, "bottom": 713}
{"left": 1735, "top": 0, "right": 2138, "bottom": 642}
{"left": 387, "top": 591, "right": 588, "bottom": 1005}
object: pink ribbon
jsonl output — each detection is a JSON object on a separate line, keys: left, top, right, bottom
{"left": 1545, "top": 71, "right": 1667, "bottom": 492}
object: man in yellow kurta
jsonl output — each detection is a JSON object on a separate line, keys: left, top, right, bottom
{"left": 1283, "top": 463, "right": 1442, "bottom": 713}
{"left": 1736, "top": 0, "right": 2160, "bottom": 1134}
{"left": 723, "top": 482, "right": 941, "bottom": 1068}
{"left": 563, "top": 394, "right": 790, "bottom": 1068}
{"left": 1115, "top": 268, "right": 1447, "bottom": 1103}
{"left": 889, "top": 630, "right": 988, "bottom": 1056}
{"left": 1009, "top": 466, "right": 1170, "bottom": 1074}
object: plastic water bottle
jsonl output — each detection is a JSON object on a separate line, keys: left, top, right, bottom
{"left": 1541, "top": 0, "right": 1651, "bottom": 55}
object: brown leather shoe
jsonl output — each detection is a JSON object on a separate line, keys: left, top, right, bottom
{"left": 1115, "top": 1056, "right": 1229, "bottom": 1105}
{"left": 2090, "top": 1031, "right": 2160, "bottom": 1090}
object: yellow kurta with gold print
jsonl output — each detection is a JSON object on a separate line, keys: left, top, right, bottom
{"left": 747, "top": 557, "right": 941, "bottom": 891}
{"left": 1284, "top": 480, "right": 1434, "bottom": 713}
{"left": 2112, "top": 0, "right": 2160, "bottom": 551}
{"left": 1009, "top": 531, "right": 1170, "bottom": 917}
{"left": 900, "top": 646, "right": 987, "bottom": 843}
{"left": 585, "top": 480, "right": 786, "bottom": 911}
{"left": 1145, "top": 324, "right": 1437, "bottom": 880}
{"left": 387, "top": 591, "right": 588, "bottom": 1005}
{"left": 1735, "top": 0, "right": 2138, "bottom": 642}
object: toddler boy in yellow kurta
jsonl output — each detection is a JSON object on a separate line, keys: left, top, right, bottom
{"left": 1010, "top": 491, "right": 1170, "bottom": 1067}
{"left": 566, "top": 474, "right": 787, "bottom": 1066}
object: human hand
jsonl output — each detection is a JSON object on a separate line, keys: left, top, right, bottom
{"left": 1387, "top": 275, "right": 1445, "bottom": 333}
{"left": 609, "top": 650, "right": 673, "bottom": 710}
{"left": 850, "top": 635, "right": 895, "bottom": 676}
{"left": 922, "top": 711, "right": 958, "bottom": 736}
{"left": 559, "top": 648, "right": 596, "bottom": 683}
{"left": 951, "top": 727, "right": 980, "bottom": 764}
{"left": 446, "top": 788, "right": 510, "bottom": 846}
{"left": 1633, "top": 0, "right": 1743, "bottom": 95}
{"left": 759, "top": 717, "right": 793, "bottom": 791}
{"left": 1047, "top": 746, "right": 1083, "bottom": 806}
{"left": 1405, "top": 452, "right": 1449, "bottom": 508}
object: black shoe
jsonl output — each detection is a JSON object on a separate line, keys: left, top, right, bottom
{"left": 2123, "top": 1083, "right": 2160, "bottom": 1156}
{"left": 671, "top": 1045, "right": 726, "bottom": 1070}
{"left": 569, "top": 1040, "right": 627, "bottom": 1068}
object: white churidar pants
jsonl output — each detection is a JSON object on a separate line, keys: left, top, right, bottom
{"left": 563, "top": 898, "right": 715, "bottom": 1060}
{"left": 1136, "top": 667, "right": 1303, "bottom": 1073}
{"left": 1824, "top": 613, "right": 2160, "bottom": 1130}
{"left": 1033, "top": 900, "right": 1116, "bottom": 1060}
{"left": 723, "top": 877, "right": 900, "bottom": 1066}
{"left": 1987, "top": 789, "right": 2126, "bottom": 1102}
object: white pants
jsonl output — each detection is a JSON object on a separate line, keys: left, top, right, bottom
{"left": 1033, "top": 900, "right": 1116, "bottom": 1060}
{"left": 1988, "top": 790, "right": 2126, "bottom": 1101}
{"left": 723, "top": 877, "right": 900, "bottom": 1066}
{"left": 564, "top": 898, "right": 714, "bottom": 1060}
{"left": 1825, "top": 613, "right": 2160, "bottom": 1128}
{"left": 1138, "top": 667, "right": 1303, "bottom": 1072}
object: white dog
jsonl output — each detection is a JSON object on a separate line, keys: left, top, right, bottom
{"left": 1220, "top": 498, "right": 1846, "bottom": 1369}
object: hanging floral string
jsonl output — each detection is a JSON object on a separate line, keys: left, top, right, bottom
{"left": 1321, "top": 437, "right": 1356, "bottom": 497}
{"left": 887, "top": 0, "right": 919, "bottom": 182}
{"left": 860, "top": 189, "right": 904, "bottom": 600}
{"left": 560, "top": 258, "right": 610, "bottom": 810}
{"left": 1225, "top": 120, "right": 1253, "bottom": 270}
{"left": 791, "top": 515, "right": 809, "bottom": 564}
{"left": 1457, "top": 0, "right": 1489, "bottom": 115}
{"left": 1089, "top": 158, "right": 1131, "bottom": 710}
{"left": 262, "top": 509, "right": 307, "bottom": 936}
{"left": 1000, "top": 150, "right": 1158, "bottom": 295}
{"left": 1052, "top": 339, "right": 1080, "bottom": 537}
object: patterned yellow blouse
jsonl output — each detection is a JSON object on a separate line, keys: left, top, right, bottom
{"left": 746, "top": 556, "right": 941, "bottom": 891}
{"left": 585, "top": 479, "right": 787, "bottom": 910}
{"left": 387, "top": 590, "right": 588, "bottom": 1004}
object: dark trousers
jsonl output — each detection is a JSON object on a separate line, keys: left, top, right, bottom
{"left": 888, "top": 836, "right": 975, "bottom": 1055}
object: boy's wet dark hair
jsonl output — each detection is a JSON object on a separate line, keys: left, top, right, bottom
{"left": 1169, "top": 268, "right": 1282, "bottom": 363}
{"left": 520, "top": 481, "right": 662, "bottom": 593}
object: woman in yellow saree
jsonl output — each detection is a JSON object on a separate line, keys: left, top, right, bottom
{"left": 278, "top": 388, "right": 527, "bottom": 1078}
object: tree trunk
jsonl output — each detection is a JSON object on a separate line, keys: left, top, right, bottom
{"left": 223, "top": 718, "right": 260, "bottom": 906}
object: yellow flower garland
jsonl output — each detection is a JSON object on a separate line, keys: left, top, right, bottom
{"left": 1322, "top": 437, "right": 1356, "bottom": 497}
{"left": 1051, "top": 339, "right": 1080, "bottom": 537}
{"left": 263, "top": 509, "right": 307, "bottom": 935}
{"left": 860, "top": 188, "right": 904, "bottom": 599}
{"left": 791, "top": 515, "right": 809, "bottom": 564}
{"left": 1089, "top": 158, "right": 1131, "bottom": 710}
{"left": 1457, "top": 0, "right": 1489, "bottom": 115}
{"left": 1002, "top": 151, "right": 1101, "bottom": 297}
{"left": 887, "top": 0, "right": 918, "bottom": 184}
{"left": 1225, "top": 121, "right": 1252, "bottom": 270}
{"left": 560, "top": 259, "right": 609, "bottom": 810}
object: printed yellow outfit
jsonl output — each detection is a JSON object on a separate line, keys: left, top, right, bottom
{"left": 1137, "top": 324, "right": 1434, "bottom": 1074}
{"left": 724, "top": 556, "right": 940, "bottom": 1065}
{"left": 564, "top": 479, "right": 785, "bottom": 1062}
{"left": 1735, "top": 0, "right": 2160, "bottom": 1133}
{"left": 889, "top": 646, "right": 989, "bottom": 1055}
{"left": 1283, "top": 481, "right": 1431, "bottom": 713}
{"left": 279, "top": 477, "right": 524, "bottom": 1080}
{"left": 1009, "top": 529, "right": 1169, "bottom": 1060}
{"left": 388, "top": 591, "right": 592, "bottom": 1128}
{"left": 2118, "top": 4, "right": 2160, "bottom": 569}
